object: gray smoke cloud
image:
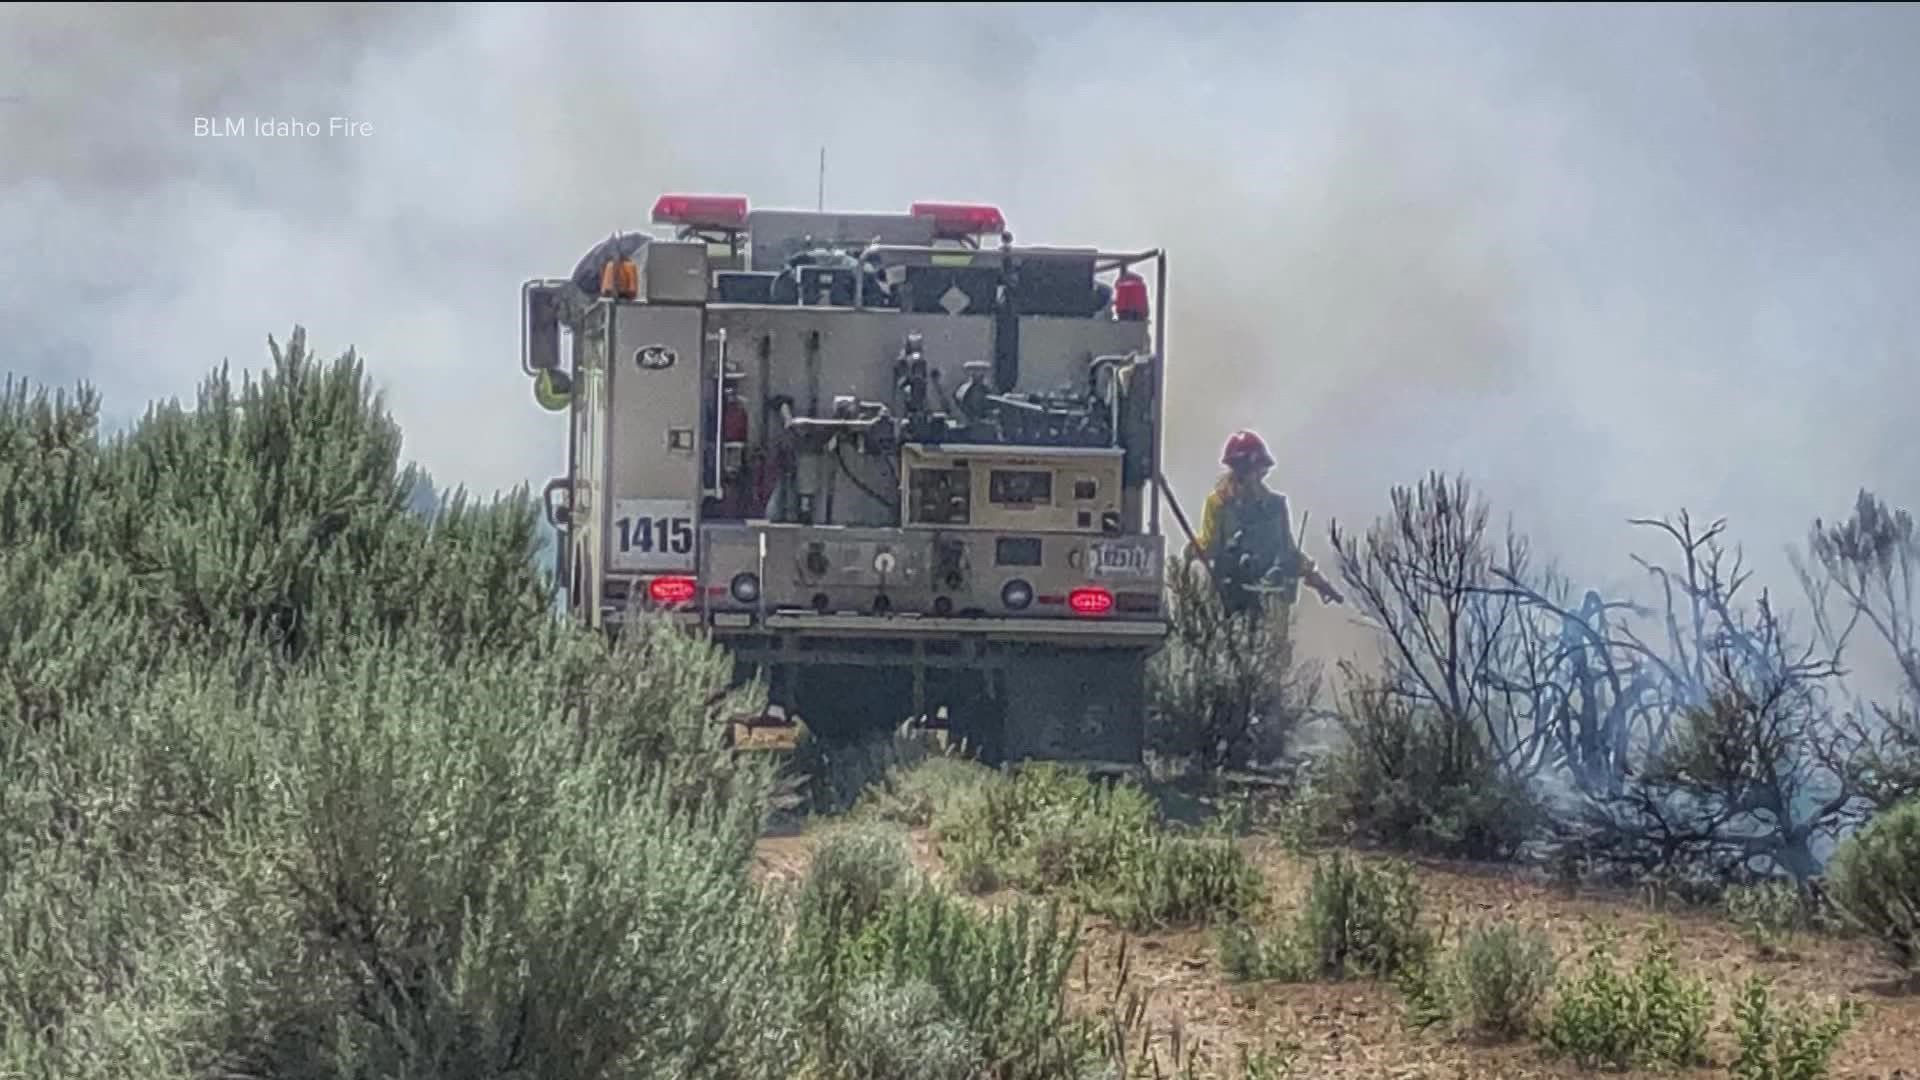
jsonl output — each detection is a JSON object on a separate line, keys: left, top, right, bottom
{"left": 5, "top": 2, "right": 1917, "bottom": 675}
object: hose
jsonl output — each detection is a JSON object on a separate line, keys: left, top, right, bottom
{"left": 836, "top": 442, "right": 900, "bottom": 513}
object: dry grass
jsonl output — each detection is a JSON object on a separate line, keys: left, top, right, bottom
{"left": 754, "top": 828, "right": 1920, "bottom": 1079}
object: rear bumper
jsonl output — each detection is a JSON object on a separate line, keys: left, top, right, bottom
{"left": 753, "top": 612, "right": 1164, "bottom": 642}
{"left": 602, "top": 607, "right": 1167, "bottom": 650}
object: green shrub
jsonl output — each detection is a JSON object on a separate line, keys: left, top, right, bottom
{"left": 2, "top": 631, "right": 800, "bottom": 1080}
{"left": 998, "top": 770, "right": 1160, "bottom": 890}
{"left": 840, "top": 884, "right": 1101, "bottom": 1080}
{"left": 1823, "top": 796, "right": 1920, "bottom": 973}
{"left": 1444, "top": 922, "right": 1558, "bottom": 1039}
{"left": 1, "top": 342, "right": 803, "bottom": 1080}
{"left": 930, "top": 764, "right": 1263, "bottom": 930}
{"left": 947, "top": 832, "right": 1003, "bottom": 895}
{"left": 791, "top": 822, "right": 917, "bottom": 1022}
{"left": 1219, "top": 854, "right": 1431, "bottom": 986}
{"left": 1727, "top": 880, "right": 1818, "bottom": 958}
{"left": 1297, "top": 854, "right": 1433, "bottom": 981}
{"left": 835, "top": 977, "right": 982, "bottom": 1080}
{"left": 1729, "top": 975, "right": 1861, "bottom": 1080}
{"left": 1217, "top": 923, "right": 1314, "bottom": 984}
{"left": 1267, "top": 786, "right": 1327, "bottom": 855}
{"left": 1540, "top": 928, "right": 1713, "bottom": 1070}
{"left": 1319, "top": 681, "right": 1543, "bottom": 862}
{"left": 796, "top": 824, "right": 917, "bottom": 936}
{"left": 784, "top": 826, "right": 1107, "bottom": 1080}
{"left": 1092, "top": 831, "right": 1266, "bottom": 932}
{"left": 855, "top": 755, "right": 998, "bottom": 828}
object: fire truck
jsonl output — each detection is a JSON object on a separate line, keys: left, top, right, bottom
{"left": 521, "top": 194, "right": 1171, "bottom": 768}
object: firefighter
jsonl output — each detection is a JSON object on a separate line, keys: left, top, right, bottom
{"left": 1185, "top": 430, "right": 1345, "bottom": 617}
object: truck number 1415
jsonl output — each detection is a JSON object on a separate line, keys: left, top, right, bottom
{"left": 615, "top": 515, "right": 694, "bottom": 555}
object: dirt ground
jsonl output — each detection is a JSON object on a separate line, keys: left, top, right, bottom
{"left": 753, "top": 829, "right": 1920, "bottom": 1080}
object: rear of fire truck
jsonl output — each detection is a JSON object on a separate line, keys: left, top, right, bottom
{"left": 522, "top": 194, "right": 1171, "bottom": 768}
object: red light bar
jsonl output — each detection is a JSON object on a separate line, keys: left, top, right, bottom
{"left": 910, "top": 201, "right": 1007, "bottom": 239}
{"left": 1068, "top": 587, "right": 1114, "bottom": 616}
{"left": 648, "top": 575, "right": 699, "bottom": 607}
{"left": 651, "top": 194, "right": 749, "bottom": 230}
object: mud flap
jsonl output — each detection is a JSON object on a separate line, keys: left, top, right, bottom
{"left": 1001, "top": 647, "right": 1147, "bottom": 765}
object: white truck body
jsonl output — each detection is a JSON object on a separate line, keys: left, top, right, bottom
{"left": 526, "top": 197, "right": 1171, "bottom": 765}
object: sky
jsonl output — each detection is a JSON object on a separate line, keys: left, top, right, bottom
{"left": 4, "top": 1, "right": 1917, "bottom": 673}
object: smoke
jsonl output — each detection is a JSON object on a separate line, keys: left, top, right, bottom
{"left": 5, "top": 3, "right": 1918, "bottom": 676}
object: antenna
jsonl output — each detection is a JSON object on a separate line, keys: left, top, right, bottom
{"left": 817, "top": 146, "right": 826, "bottom": 211}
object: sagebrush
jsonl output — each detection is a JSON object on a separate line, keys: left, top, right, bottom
{"left": 909, "top": 760, "right": 1265, "bottom": 931}
{"left": 1219, "top": 853, "right": 1432, "bottom": 986}
{"left": 1823, "top": 796, "right": 1920, "bottom": 973}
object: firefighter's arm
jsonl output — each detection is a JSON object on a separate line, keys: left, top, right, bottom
{"left": 1186, "top": 491, "right": 1222, "bottom": 563}
{"left": 1280, "top": 498, "right": 1344, "bottom": 605}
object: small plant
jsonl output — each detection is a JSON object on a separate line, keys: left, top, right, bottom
{"left": 835, "top": 977, "right": 983, "bottom": 1080}
{"left": 1392, "top": 954, "right": 1456, "bottom": 1033}
{"left": 1092, "top": 831, "right": 1266, "bottom": 932}
{"left": 1729, "top": 975, "right": 1861, "bottom": 1080}
{"left": 1298, "top": 853, "right": 1433, "bottom": 981}
{"left": 796, "top": 823, "right": 916, "bottom": 933}
{"left": 1217, "top": 923, "right": 1313, "bottom": 984}
{"left": 1540, "top": 927, "right": 1713, "bottom": 1070}
{"left": 855, "top": 754, "right": 998, "bottom": 828}
{"left": 930, "top": 764, "right": 1264, "bottom": 930}
{"left": 1823, "top": 796, "right": 1920, "bottom": 974}
{"left": 1446, "top": 921, "right": 1558, "bottom": 1039}
{"left": 947, "top": 832, "right": 1002, "bottom": 895}
{"left": 1221, "top": 854, "right": 1432, "bottom": 986}
{"left": 1727, "top": 879, "right": 1813, "bottom": 959}
{"left": 1268, "top": 793, "right": 1322, "bottom": 856}
{"left": 844, "top": 884, "right": 1100, "bottom": 1080}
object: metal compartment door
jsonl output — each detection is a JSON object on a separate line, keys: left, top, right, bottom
{"left": 606, "top": 304, "right": 705, "bottom": 573}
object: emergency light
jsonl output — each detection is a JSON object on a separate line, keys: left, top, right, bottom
{"left": 909, "top": 202, "right": 1007, "bottom": 239}
{"left": 1113, "top": 270, "right": 1150, "bottom": 321}
{"left": 651, "top": 194, "right": 750, "bottom": 231}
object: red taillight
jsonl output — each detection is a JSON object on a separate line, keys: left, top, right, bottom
{"left": 1068, "top": 587, "right": 1114, "bottom": 616}
{"left": 651, "top": 194, "right": 749, "bottom": 230}
{"left": 910, "top": 201, "right": 1007, "bottom": 239}
{"left": 648, "top": 575, "right": 699, "bottom": 607}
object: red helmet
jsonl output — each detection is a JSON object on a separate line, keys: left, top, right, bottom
{"left": 1221, "top": 430, "right": 1274, "bottom": 469}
